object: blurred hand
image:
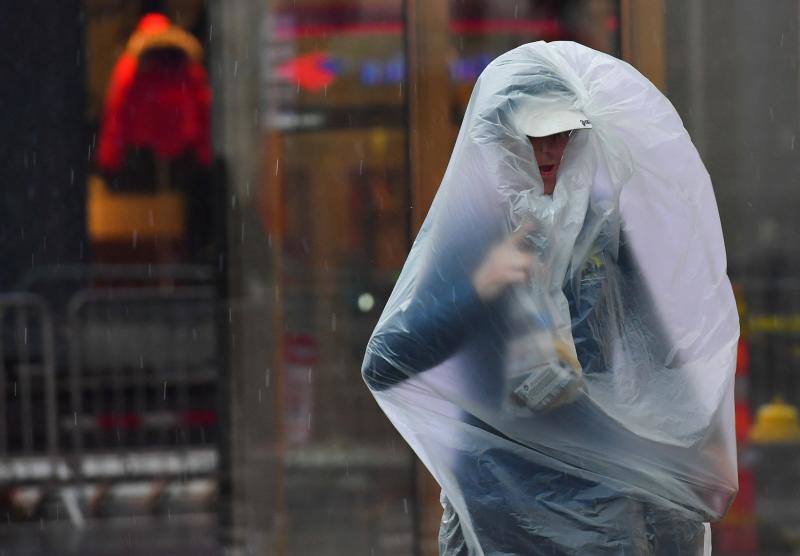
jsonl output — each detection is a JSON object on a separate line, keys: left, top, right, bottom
{"left": 472, "top": 223, "right": 536, "bottom": 301}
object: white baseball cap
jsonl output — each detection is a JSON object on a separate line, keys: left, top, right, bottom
{"left": 517, "top": 106, "right": 592, "bottom": 137}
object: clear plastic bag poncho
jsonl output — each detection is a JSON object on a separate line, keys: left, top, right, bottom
{"left": 362, "top": 41, "right": 739, "bottom": 555}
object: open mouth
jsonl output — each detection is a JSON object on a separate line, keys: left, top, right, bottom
{"left": 539, "top": 164, "right": 555, "bottom": 174}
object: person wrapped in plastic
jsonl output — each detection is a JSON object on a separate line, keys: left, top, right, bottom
{"left": 362, "top": 41, "right": 739, "bottom": 555}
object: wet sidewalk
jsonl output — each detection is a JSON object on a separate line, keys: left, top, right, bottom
{"left": 0, "top": 514, "right": 220, "bottom": 556}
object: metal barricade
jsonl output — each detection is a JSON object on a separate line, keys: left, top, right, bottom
{"left": 0, "top": 293, "right": 58, "bottom": 459}
{"left": 1, "top": 266, "right": 223, "bottom": 525}
{"left": 66, "top": 286, "right": 220, "bottom": 461}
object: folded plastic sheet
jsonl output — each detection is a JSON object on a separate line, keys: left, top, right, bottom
{"left": 362, "top": 41, "right": 738, "bottom": 555}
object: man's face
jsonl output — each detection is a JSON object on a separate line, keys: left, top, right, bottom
{"left": 529, "top": 131, "right": 571, "bottom": 195}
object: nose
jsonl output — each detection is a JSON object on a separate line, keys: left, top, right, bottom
{"left": 544, "top": 133, "right": 567, "bottom": 147}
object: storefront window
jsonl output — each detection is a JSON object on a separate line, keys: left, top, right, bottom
{"left": 253, "top": 2, "right": 416, "bottom": 552}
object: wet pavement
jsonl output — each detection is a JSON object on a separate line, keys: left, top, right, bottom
{"left": 0, "top": 514, "right": 220, "bottom": 556}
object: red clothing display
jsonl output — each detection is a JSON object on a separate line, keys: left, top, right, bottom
{"left": 98, "top": 14, "right": 211, "bottom": 172}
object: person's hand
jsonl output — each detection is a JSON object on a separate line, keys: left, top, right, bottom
{"left": 472, "top": 223, "right": 537, "bottom": 301}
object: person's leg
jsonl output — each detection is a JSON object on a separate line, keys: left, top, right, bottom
{"left": 438, "top": 497, "right": 567, "bottom": 556}
{"left": 440, "top": 448, "right": 649, "bottom": 555}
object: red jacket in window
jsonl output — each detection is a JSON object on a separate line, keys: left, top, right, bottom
{"left": 98, "top": 13, "right": 211, "bottom": 173}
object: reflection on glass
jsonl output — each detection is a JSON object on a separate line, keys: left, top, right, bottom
{"left": 260, "top": 1, "right": 415, "bottom": 553}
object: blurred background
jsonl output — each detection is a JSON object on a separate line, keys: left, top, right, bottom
{"left": 0, "top": 0, "right": 798, "bottom": 554}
